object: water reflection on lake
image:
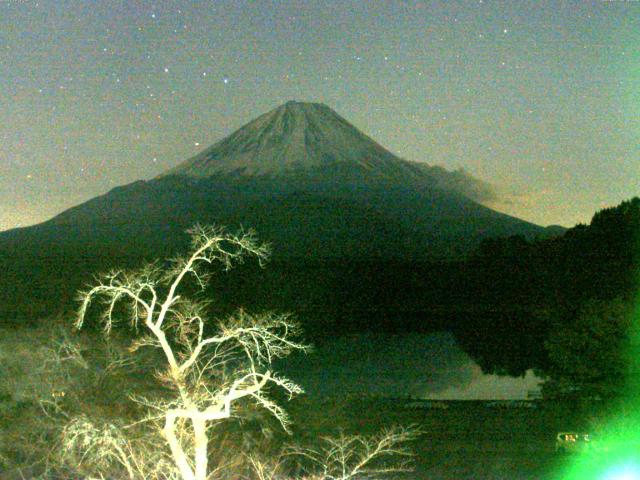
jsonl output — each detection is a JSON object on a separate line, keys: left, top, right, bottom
{"left": 281, "top": 332, "right": 542, "bottom": 399}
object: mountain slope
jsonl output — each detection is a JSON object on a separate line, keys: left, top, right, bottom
{"left": 0, "top": 101, "right": 549, "bottom": 322}
{"left": 162, "top": 101, "right": 423, "bottom": 180}
{"left": 160, "top": 101, "right": 497, "bottom": 204}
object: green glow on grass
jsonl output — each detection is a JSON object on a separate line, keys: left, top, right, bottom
{"left": 557, "top": 413, "right": 640, "bottom": 479}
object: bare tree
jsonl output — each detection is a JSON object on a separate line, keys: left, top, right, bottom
{"left": 247, "top": 425, "right": 421, "bottom": 480}
{"left": 72, "top": 225, "right": 309, "bottom": 480}
{"left": 292, "top": 426, "right": 420, "bottom": 480}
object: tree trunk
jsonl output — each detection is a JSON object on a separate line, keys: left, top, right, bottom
{"left": 193, "top": 419, "right": 209, "bottom": 480}
{"left": 164, "top": 413, "right": 196, "bottom": 480}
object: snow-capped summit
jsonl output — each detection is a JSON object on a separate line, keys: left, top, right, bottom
{"left": 161, "top": 101, "right": 427, "bottom": 182}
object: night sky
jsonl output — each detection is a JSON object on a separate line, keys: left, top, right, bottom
{"left": 1, "top": 0, "right": 638, "bottom": 232}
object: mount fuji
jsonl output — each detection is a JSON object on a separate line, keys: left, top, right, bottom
{"left": 0, "top": 101, "right": 550, "bottom": 321}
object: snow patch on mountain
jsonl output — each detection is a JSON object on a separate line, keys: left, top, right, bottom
{"left": 161, "top": 101, "right": 497, "bottom": 203}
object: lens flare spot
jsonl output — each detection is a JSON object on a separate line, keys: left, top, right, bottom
{"left": 602, "top": 462, "right": 640, "bottom": 480}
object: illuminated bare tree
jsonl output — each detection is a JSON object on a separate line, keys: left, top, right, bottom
{"left": 293, "top": 426, "right": 420, "bottom": 480}
{"left": 74, "top": 225, "right": 308, "bottom": 480}
{"left": 247, "top": 425, "right": 420, "bottom": 480}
